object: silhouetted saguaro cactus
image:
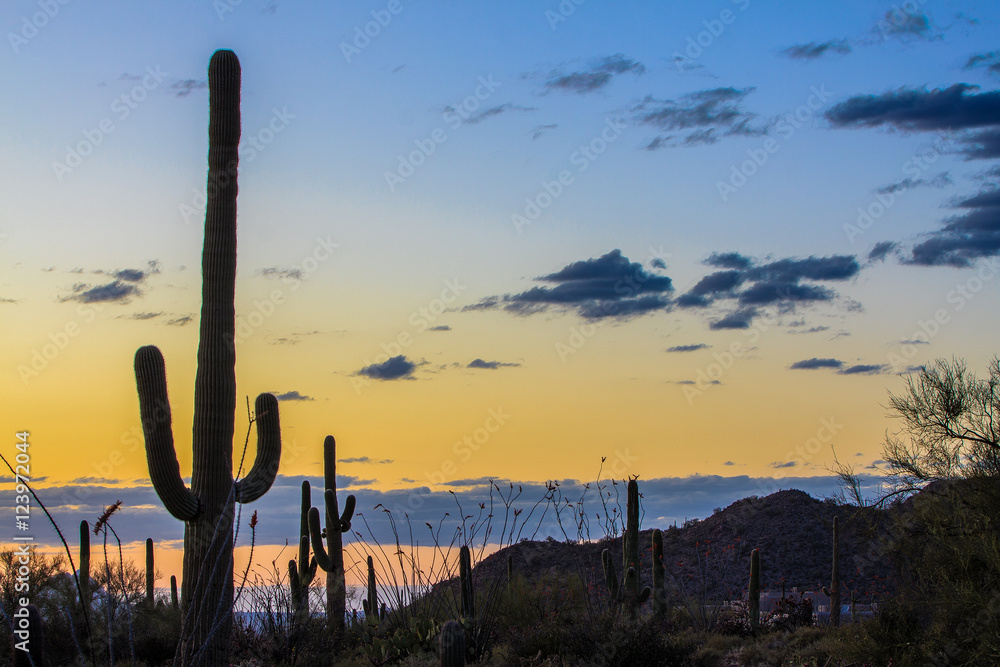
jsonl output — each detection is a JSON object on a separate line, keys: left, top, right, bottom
{"left": 170, "top": 576, "right": 179, "bottom": 612}
{"left": 749, "top": 548, "right": 760, "bottom": 631}
{"left": 290, "top": 480, "right": 318, "bottom": 628}
{"left": 459, "top": 545, "right": 475, "bottom": 621}
{"left": 601, "top": 479, "right": 650, "bottom": 617}
{"left": 362, "top": 556, "right": 379, "bottom": 624}
{"left": 601, "top": 548, "right": 619, "bottom": 609}
{"left": 307, "top": 435, "right": 356, "bottom": 635}
{"left": 439, "top": 619, "right": 465, "bottom": 667}
{"left": 145, "top": 538, "right": 155, "bottom": 607}
{"left": 822, "top": 516, "right": 841, "bottom": 627}
{"left": 652, "top": 528, "right": 666, "bottom": 617}
{"left": 621, "top": 478, "right": 650, "bottom": 618}
{"left": 12, "top": 604, "right": 44, "bottom": 667}
{"left": 78, "top": 520, "right": 91, "bottom": 608}
{"left": 134, "top": 49, "right": 282, "bottom": 665}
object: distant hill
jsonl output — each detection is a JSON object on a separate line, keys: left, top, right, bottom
{"left": 469, "top": 489, "right": 897, "bottom": 604}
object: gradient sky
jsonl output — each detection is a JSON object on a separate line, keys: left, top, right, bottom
{"left": 2, "top": 1, "right": 1000, "bottom": 580}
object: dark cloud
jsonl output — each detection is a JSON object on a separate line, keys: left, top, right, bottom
{"left": 469, "top": 249, "right": 673, "bottom": 320}
{"left": 357, "top": 355, "right": 417, "bottom": 380}
{"left": 115, "top": 269, "right": 146, "bottom": 282}
{"left": 737, "top": 281, "right": 834, "bottom": 306}
{"left": 828, "top": 85, "right": 1000, "bottom": 266}
{"left": 675, "top": 293, "right": 712, "bottom": 308}
{"left": 678, "top": 254, "right": 859, "bottom": 322}
{"left": 867, "top": 241, "right": 898, "bottom": 263}
{"left": 634, "top": 88, "right": 766, "bottom": 149}
{"left": 826, "top": 84, "right": 1000, "bottom": 132}
{"left": 690, "top": 271, "right": 744, "bottom": 299}
{"left": 838, "top": 364, "right": 888, "bottom": 375}
{"left": 906, "top": 188, "right": 1000, "bottom": 266}
{"left": 964, "top": 51, "right": 1000, "bottom": 77}
{"left": 166, "top": 316, "right": 192, "bottom": 327}
{"left": 666, "top": 344, "right": 710, "bottom": 353}
{"left": 59, "top": 262, "right": 160, "bottom": 304}
{"left": 467, "top": 358, "right": 521, "bottom": 370}
{"left": 709, "top": 308, "right": 758, "bottom": 330}
{"left": 958, "top": 129, "right": 1000, "bottom": 159}
{"left": 428, "top": 325, "right": 451, "bottom": 331}
{"left": 771, "top": 461, "right": 798, "bottom": 469}
{"left": 543, "top": 54, "right": 645, "bottom": 94}
{"left": 705, "top": 252, "right": 753, "bottom": 270}
{"left": 790, "top": 358, "right": 844, "bottom": 370}
{"left": 650, "top": 258, "right": 667, "bottom": 269}
{"left": 781, "top": 40, "right": 851, "bottom": 60}
{"left": 744, "top": 255, "right": 860, "bottom": 282}
{"left": 123, "top": 312, "right": 162, "bottom": 320}
{"left": 62, "top": 280, "right": 141, "bottom": 304}
{"left": 274, "top": 390, "right": 314, "bottom": 401}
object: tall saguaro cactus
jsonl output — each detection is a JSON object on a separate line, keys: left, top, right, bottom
{"left": 134, "top": 49, "right": 282, "bottom": 665}
{"left": 621, "top": 478, "right": 650, "bottom": 618}
{"left": 307, "top": 435, "right": 356, "bottom": 635}
{"left": 602, "top": 478, "right": 650, "bottom": 617}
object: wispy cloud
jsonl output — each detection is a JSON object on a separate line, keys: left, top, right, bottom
{"left": 634, "top": 87, "right": 766, "bottom": 149}
{"left": 467, "top": 358, "right": 521, "bottom": 370}
{"left": 542, "top": 54, "right": 645, "bottom": 94}
{"left": 781, "top": 40, "right": 851, "bottom": 60}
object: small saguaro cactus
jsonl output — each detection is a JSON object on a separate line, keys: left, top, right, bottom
{"left": 78, "top": 520, "right": 91, "bottom": 608}
{"left": 601, "top": 548, "right": 619, "bottom": 608}
{"left": 506, "top": 553, "right": 513, "bottom": 586}
{"left": 170, "top": 576, "right": 179, "bottom": 612}
{"left": 362, "top": 555, "right": 379, "bottom": 624}
{"left": 307, "top": 435, "right": 356, "bottom": 635}
{"left": 290, "top": 480, "right": 318, "bottom": 627}
{"left": 12, "top": 604, "right": 44, "bottom": 667}
{"left": 133, "top": 49, "right": 283, "bottom": 665}
{"left": 145, "top": 538, "right": 155, "bottom": 607}
{"left": 439, "top": 619, "right": 466, "bottom": 667}
{"left": 651, "top": 529, "right": 666, "bottom": 617}
{"left": 822, "top": 516, "right": 841, "bottom": 627}
{"left": 459, "top": 545, "right": 475, "bottom": 621}
{"left": 749, "top": 548, "right": 760, "bottom": 631}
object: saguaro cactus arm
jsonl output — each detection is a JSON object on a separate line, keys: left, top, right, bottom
{"left": 135, "top": 346, "right": 199, "bottom": 521}
{"left": 601, "top": 548, "right": 619, "bottom": 602}
{"left": 308, "top": 490, "right": 355, "bottom": 571}
{"left": 234, "top": 393, "right": 282, "bottom": 503}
